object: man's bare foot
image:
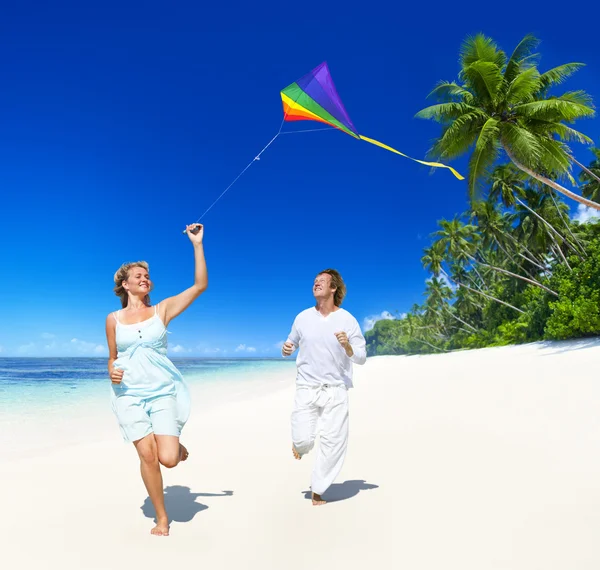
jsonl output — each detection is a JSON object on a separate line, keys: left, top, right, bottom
{"left": 151, "top": 517, "right": 170, "bottom": 536}
{"left": 312, "top": 493, "right": 326, "bottom": 506}
{"left": 179, "top": 443, "right": 189, "bottom": 462}
{"left": 292, "top": 445, "right": 301, "bottom": 460}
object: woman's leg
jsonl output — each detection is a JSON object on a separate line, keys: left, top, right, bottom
{"left": 133, "top": 434, "right": 170, "bottom": 536}
{"left": 150, "top": 396, "right": 189, "bottom": 468}
{"left": 155, "top": 435, "right": 187, "bottom": 467}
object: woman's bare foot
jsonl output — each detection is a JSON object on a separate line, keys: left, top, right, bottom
{"left": 151, "top": 517, "right": 170, "bottom": 536}
{"left": 312, "top": 493, "right": 326, "bottom": 506}
{"left": 179, "top": 443, "right": 189, "bottom": 462}
{"left": 292, "top": 445, "right": 301, "bottom": 460}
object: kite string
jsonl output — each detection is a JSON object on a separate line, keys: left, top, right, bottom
{"left": 188, "top": 116, "right": 288, "bottom": 228}
{"left": 186, "top": 121, "right": 334, "bottom": 230}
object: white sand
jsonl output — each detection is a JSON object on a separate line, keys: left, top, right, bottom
{"left": 3, "top": 339, "right": 600, "bottom": 569}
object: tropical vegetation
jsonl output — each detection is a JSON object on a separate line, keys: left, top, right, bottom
{"left": 366, "top": 34, "right": 600, "bottom": 356}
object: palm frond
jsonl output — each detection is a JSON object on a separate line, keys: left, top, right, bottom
{"left": 461, "top": 60, "right": 504, "bottom": 102}
{"left": 431, "top": 111, "right": 487, "bottom": 159}
{"left": 428, "top": 81, "right": 474, "bottom": 103}
{"left": 538, "top": 63, "right": 585, "bottom": 91}
{"left": 536, "top": 137, "right": 572, "bottom": 175}
{"left": 529, "top": 121, "right": 593, "bottom": 144}
{"left": 504, "top": 34, "right": 540, "bottom": 83}
{"left": 514, "top": 98, "right": 595, "bottom": 122}
{"left": 415, "top": 102, "right": 479, "bottom": 123}
{"left": 501, "top": 123, "right": 543, "bottom": 167}
{"left": 505, "top": 66, "right": 541, "bottom": 104}
{"left": 460, "top": 34, "right": 506, "bottom": 68}
{"left": 468, "top": 118, "right": 500, "bottom": 202}
{"left": 557, "top": 90, "right": 595, "bottom": 109}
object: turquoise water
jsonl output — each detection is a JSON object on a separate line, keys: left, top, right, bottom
{"left": 0, "top": 357, "right": 296, "bottom": 412}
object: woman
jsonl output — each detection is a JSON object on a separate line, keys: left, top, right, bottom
{"left": 105, "top": 223, "right": 207, "bottom": 537}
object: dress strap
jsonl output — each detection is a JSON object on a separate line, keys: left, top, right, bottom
{"left": 154, "top": 303, "right": 159, "bottom": 316}
{"left": 113, "top": 310, "right": 121, "bottom": 325}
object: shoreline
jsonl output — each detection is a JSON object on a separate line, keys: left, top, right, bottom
{"left": 3, "top": 340, "right": 600, "bottom": 569}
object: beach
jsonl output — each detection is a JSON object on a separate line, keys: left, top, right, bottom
{"left": 3, "top": 341, "right": 600, "bottom": 569}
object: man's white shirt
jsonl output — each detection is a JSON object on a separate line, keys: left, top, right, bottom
{"left": 286, "top": 307, "right": 367, "bottom": 389}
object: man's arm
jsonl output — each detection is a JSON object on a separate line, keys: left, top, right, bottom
{"left": 282, "top": 318, "right": 300, "bottom": 357}
{"left": 347, "top": 318, "right": 367, "bottom": 365}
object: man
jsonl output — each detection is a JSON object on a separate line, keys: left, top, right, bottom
{"left": 282, "top": 269, "right": 366, "bottom": 505}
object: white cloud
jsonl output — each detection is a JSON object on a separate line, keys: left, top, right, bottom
{"left": 235, "top": 344, "right": 257, "bottom": 353}
{"left": 573, "top": 204, "right": 600, "bottom": 224}
{"left": 274, "top": 340, "right": 285, "bottom": 349}
{"left": 17, "top": 343, "right": 36, "bottom": 355}
{"left": 11, "top": 338, "right": 106, "bottom": 356}
{"left": 363, "top": 311, "right": 396, "bottom": 332}
{"left": 203, "top": 347, "right": 221, "bottom": 354}
{"left": 41, "top": 332, "right": 56, "bottom": 340}
{"left": 171, "top": 344, "right": 187, "bottom": 353}
{"left": 70, "top": 338, "right": 106, "bottom": 355}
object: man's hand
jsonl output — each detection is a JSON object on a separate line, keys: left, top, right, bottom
{"left": 282, "top": 341, "right": 296, "bottom": 357}
{"left": 334, "top": 331, "right": 354, "bottom": 357}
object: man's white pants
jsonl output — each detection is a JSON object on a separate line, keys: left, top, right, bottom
{"left": 291, "top": 384, "right": 349, "bottom": 496}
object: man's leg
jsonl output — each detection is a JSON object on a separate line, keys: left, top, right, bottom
{"left": 311, "top": 387, "right": 349, "bottom": 504}
{"left": 291, "top": 387, "right": 319, "bottom": 459}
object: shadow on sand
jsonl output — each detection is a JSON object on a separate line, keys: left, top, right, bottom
{"left": 141, "top": 485, "right": 233, "bottom": 523}
{"left": 537, "top": 337, "right": 600, "bottom": 356}
{"left": 302, "top": 479, "right": 379, "bottom": 503}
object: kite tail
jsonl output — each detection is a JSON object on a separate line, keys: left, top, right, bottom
{"left": 358, "top": 135, "right": 464, "bottom": 181}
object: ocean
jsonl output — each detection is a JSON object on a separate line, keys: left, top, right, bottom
{"left": 0, "top": 357, "right": 297, "bottom": 456}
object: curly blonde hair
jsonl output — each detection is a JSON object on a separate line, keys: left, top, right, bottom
{"left": 113, "top": 261, "right": 152, "bottom": 308}
{"left": 318, "top": 268, "right": 347, "bottom": 307}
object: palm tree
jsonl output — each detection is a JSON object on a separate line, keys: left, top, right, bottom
{"left": 433, "top": 218, "right": 558, "bottom": 295}
{"left": 513, "top": 187, "right": 575, "bottom": 267}
{"left": 488, "top": 164, "right": 583, "bottom": 259}
{"left": 471, "top": 199, "right": 546, "bottom": 275}
{"left": 425, "top": 276, "right": 478, "bottom": 333}
{"left": 416, "top": 34, "right": 597, "bottom": 209}
{"left": 581, "top": 148, "right": 600, "bottom": 202}
{"left": 421, "top": 242, "right": 524, "bottom": 314}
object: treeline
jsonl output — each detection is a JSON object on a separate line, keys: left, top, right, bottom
{"left": 366, "top": 34, "right": 600, "bottom": 356}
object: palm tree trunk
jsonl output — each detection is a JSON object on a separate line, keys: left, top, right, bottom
{"left": 411, "top": 337, "right": 451, "bottom": 353}
{"left": 504, "top": 144, "right": 600, "bottom": 210}
{"left": 468, "top": 253, "right": 558, "bottom": 296}
{"left": 450, "top": 325, "right": 476, "bottom": 335}
{"left": 440, "top": 269, "right": 525, "bottom": 314}
{"left": 571, "top": 156, "right": 600, "bottom": 185}
{"left": 514, "top": 197, "right": 577, "bottom": 264}
{"left": 442, "top": 305, "right": 478, "bottom": 332}
{"left": 493, "top": 236, "right": 541, "bottom": 279}
{"left": 503, "top": 230, "right": 550, "bottom": 270}
{"left": 548, "top": 191, "right": 587, "bottom": 257}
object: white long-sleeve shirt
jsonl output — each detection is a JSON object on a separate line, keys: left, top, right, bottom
{"left": 285, "top": 307, "right": 367, "bottom": 389}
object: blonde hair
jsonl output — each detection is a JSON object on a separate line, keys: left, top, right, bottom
{"left": 113, "top": 261, "right": 152, "bottom": 308}
{"left": 318, "top": 268, "right": 347, "bottom": 307}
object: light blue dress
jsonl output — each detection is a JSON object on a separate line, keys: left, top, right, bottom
{"left": 111, "top": 304, "right": 191, "bottom": 442}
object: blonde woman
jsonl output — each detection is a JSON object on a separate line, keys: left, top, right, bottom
{"left": 105, "top": 223, "right": 207, "bottom": 536}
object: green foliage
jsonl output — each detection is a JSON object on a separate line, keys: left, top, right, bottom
{"left": 366, "top": 35, "right": 600, "bottom": 357}
{"left": 545, "top": 237, "right": 600, "bottom": 339}
{"left": 415, "top": 33, "right": 596, "bottom": 208}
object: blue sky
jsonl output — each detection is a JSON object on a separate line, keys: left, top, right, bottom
{"left": 1, "top": 1, "right": 600, "bottom": 357}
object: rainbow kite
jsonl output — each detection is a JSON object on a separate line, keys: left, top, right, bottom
{"left": 280, "top": 62, "right": 464, "bottom": 180}
{"left": 187, "top": 61, "right": 463, "bottom": 229}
